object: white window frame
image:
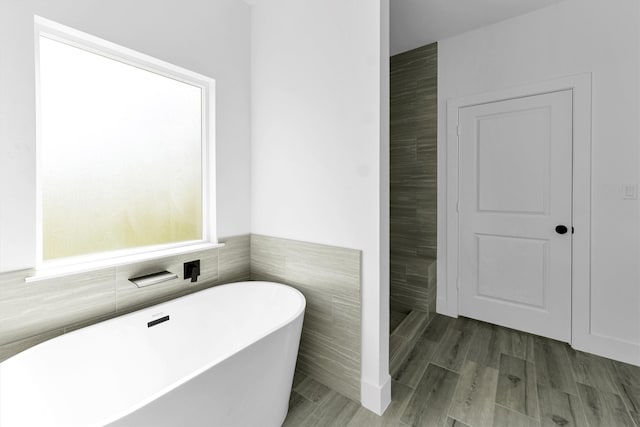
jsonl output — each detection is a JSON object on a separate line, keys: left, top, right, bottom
{"left": 31, "top": 16, "right": 218, "bottom": 280}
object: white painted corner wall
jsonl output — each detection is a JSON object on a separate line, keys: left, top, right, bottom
{"left": 250, "top": 0, "right": 391, "bottom": 413}
{"left": 437, "top": 0, "right": 640, "bottom": 365}
{"left": 3, "top": 0, "right": 394, "bottom": 412}
{"left": 0, "top": 0, "right": 252, "bottom": 272}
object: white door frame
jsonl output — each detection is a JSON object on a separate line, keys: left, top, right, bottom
{"left": 437, "top": 73, "right": 592, "bottom": 349}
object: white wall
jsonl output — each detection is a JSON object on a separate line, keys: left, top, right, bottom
{"left": 250, "top": 0, "right": 391, "bottom": 413}
{"left": 438, "top": 0, "right": 640, "bottom": 363}
{"left": 0, "top": 0, "right": 252, "bottom": 272}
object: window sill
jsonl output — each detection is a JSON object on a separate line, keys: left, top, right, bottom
{"left": 25, "top": 242, "right": 224, "bottom": 283}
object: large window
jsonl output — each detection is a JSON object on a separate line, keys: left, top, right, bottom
{"left": 35, "top": 17, "right": 215, "bottom": 268}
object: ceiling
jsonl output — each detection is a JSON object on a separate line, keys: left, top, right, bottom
{"left": 390, "top": 0, "right": 566, "bottom": 55}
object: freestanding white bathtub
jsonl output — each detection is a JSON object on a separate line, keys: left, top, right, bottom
{"left": 0, "top": 281, "right": 305, "bottom": 427}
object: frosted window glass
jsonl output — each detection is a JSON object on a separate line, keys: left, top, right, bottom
{"left": 39, "top": 36, "right": 203, "bottom": 261}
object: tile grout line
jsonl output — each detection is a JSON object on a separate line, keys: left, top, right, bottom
{"left": 458, "top": 319, "right": 479, "bottom": 365}
{"left": 429, "top": 361, "right": 460, "bottom": 375}
{"left": 393, "top": 317, "right": 458, "bottom": 424}
{"left": 290, "top": 380, "right": 327, "bottom": 425}
{"left": 606, "top": 360, "right": 640, "bottom": 427}
{"left": 532, "top": 338, "right": 548, "bottom": 425}
{"left": 443, "top": 319, "right": 481, "bottom": 425}
{"left": 444, "top": 364, "right": 466, "bottom": 425}
{"left": 561, "top": 343, "right": 594, "bottom": 427}
{"left": 287, "top": 315, "right": 640, "bottom": 426}
{"left": 448, "top": 415, "right": 470, "bottom": 427}
{"left": 560, "top": 343, "right": 580, "bottom": 388}
{"left": 441, "top": 321, "right": 466, "bottom": 418}
{"left": 428, "top": 317, "right": 478, "bottom": 375}
{"left": 496, "top": 350, "right": 542, "bottom": 421}
{"left": 494, "top": 402, "right": 540, "bottom": 423}
{"left": 525, "top": 352, "right": 542, "bottom": 422}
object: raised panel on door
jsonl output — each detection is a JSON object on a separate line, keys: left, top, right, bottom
{"left": 476, "top": 234, "right": 548, "bottom": 309}
{"left": 476, "top": 107, "right": 550, "bottom": 215}
{"left": 459, "top": 90, "right": 573, "bottom": 342}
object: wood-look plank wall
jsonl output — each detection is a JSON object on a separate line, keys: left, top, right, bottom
{"left": 251, "top": 234, "right": 362, "bottom": 402}
{"left": 390, "top": 42, "right": 438, "bottom": 314}
{"left": 0, "top": 235, "right": 250, "bottom": 362}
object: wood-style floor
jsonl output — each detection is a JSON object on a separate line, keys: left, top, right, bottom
{"left": 283, "top": 314, "right": 640, "bottom": 427}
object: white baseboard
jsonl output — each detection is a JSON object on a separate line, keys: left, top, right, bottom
{"left": 573, "top": 333, "right": 640, "bottom": 367}
{"left": 361, "top": 375, "right": 392, "bottom": 416}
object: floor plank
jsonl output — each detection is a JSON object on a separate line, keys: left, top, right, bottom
{"left": 392, "top": 336, "right": 439, "bottom": 388}
{"left": 466, "top": 323, "right": 536, "bottom": 370}
{"left": 448, "top": 359, "right": 499, "bottom": 426}
{"left": 493, "top": 405, "right": 540, "bottom": 427}
{"left": 421, "top": 314, "right": 453, "bottom": 343}
{"left": 393, "top": 310, "right": 430, "bottom": 339}
{"left": 577, "top": 383, "right": 636, "bottom": 427}
{"left": 499, "top": 327, "right": 535, "bottom": 362}
{"left": 431, "top": 317, "right": 476, "bottom": 372}
{"left": 391, "top": 310, "right": 409, "bottom": 333}
{"left": 445, "top": 417, "right": 471, "bottom": 427}
{"left": 533, "top": 338, "right": 578, "bottom": 396}
{"left": 390, "top": 334, "right": 412, "bottom": 376}
{"left": 537, "top": 384, "right": 587, "bottom": 427}
{"left": 292, "top": 370, "right": 307, "bottom": 389}
{"left": 465, "top": 322, "right": 506, "bottom": 369}
{"left": 566, "top": 347, "right": 619, "bottom": 394}
{"left": 400, "top": 363, "right": 459, "bottom": 427}
{"left": 304, "top": 391, "right": 361, "bottom": 427}
{"left": 284, "top": 318, "right": 637, "bottom": 427}
{"left": 611, "top": 360, "right": 640, "bottom": 426}
{"left": 294, "top": 374, "right": 332, "bottom": 403}
{"left": 495, "top": 354, "right": 538, "bottom": 418}
{"left": 283, "top": 391, "right": 318, "bottom": 427}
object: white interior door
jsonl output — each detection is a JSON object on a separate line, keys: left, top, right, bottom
{"left": 458, "top": 90, "right": 573, "bottom": 342}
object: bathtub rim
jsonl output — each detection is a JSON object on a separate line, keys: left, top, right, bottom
{"left": 98, "top": 280, "right": 306, "bottom": 426}
{"left": 1, "top": 280, "right": 306, "bottom": 427}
